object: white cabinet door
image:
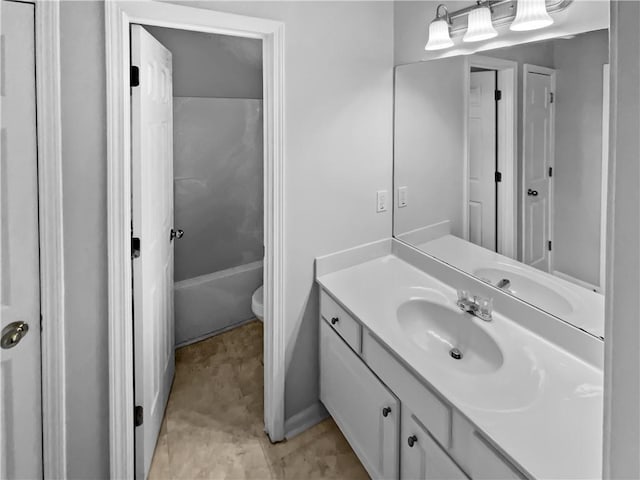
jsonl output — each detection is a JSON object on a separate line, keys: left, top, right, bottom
{"left": 401, "top": 410, "right": 468, "bottom": 480}
{"left": 320, "top": 320, "right": 399, "bottom": 479}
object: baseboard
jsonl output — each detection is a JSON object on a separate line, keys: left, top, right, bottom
{"left": 315, "top": 238, "right": 392, "bottom": 277}
{"left": 553, "top": 270, "right": 601, "bottom": 293}
{"left": 284, "top": 401, "right": 329, "bottom": 440}
{"left": 175, "top": 317, "right": 259, "bottom": 348}
{"left": 396, "top": 220, "right": 451, "bottom": 246}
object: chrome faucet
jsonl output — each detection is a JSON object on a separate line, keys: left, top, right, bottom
{"left": 496, "top": 278, "right": 511, "bottom": 290}
{"left": 456, "top": 290, "right": 493, "bottom": 322}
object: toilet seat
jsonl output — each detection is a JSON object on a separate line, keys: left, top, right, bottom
{"left": 252, "top": 285, "right": 264, "bottom": 321}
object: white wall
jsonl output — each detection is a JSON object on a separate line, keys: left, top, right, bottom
{"left": 58, "top": 1, "right": 393, "bottom": 477}
{"left": 553, "top": 30, "right": 609, "bottom": 286}
{"left": 603, "top": 1, "right": 640, "bottom": 477}
{"left": 393, "top": 57, "right": 466, "bottom": 237}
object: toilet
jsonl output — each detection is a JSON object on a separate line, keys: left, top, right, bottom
{"left": 251, "top": 285, "right": 264, "bottom": 322}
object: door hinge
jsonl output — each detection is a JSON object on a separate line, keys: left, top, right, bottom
{"left": 130, "top": 65, "right": 140, "bottom": 88}
{"left": 548, "top": 166, "right": 553, "bottom": 177}
{"left": 131, "top": 237, "right": 141, "bottom": 259}
{"left": 134, "top": 405, "right": 143, "bottom": 427}
{"left": 549, "top": 92, "right": 555, "bottom": 104}
{"left": 495, "top": 171, "right": 502, "bottom": 183}
{"left": 548, "top": 240, "right": 552, "bottom": 251}
{"left": 494, "top": 90, "right": 502, "bottom": 101}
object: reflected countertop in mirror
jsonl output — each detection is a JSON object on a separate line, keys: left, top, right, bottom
{"left": 393, "top": 28, "right": 609, "bottom": 339}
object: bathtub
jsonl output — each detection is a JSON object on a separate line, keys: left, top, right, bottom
{"left": 174, "top": 260, "right": 263, "bottom": 346}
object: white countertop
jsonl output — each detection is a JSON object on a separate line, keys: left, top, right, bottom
{"left": 317, "top": 254, "right": 603, "bottom": 480}
{"left": 418, "top": 235, "right": 605, "bottom": 339}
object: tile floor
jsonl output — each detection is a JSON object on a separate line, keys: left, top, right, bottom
{"left": 149, "top": 320, "right": 369, "bottom": 479}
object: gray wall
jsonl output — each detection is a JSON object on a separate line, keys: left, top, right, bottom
{"left": 553, "top": 29, "right": 609, "bottom": 286}
{"left": 145, "top": 26, "right": 263, "bottom": 99}
{"left": 173, "top": 97, "right": 264, "bottom": 282}
{"left": 59, "top": 1, "right": 393, "bottom": 477}
{"left": 60, "top": 2, "right": 109, "bottom": 477}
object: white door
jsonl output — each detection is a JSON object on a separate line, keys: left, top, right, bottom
{"left": 131, "top": 25, "right": 175, "bottom": 480}
{"left": 0, "top": 2, "right": 43, "bottom": 478}
{"left": 523, "top": 67, "right": 554, "bottom": 272}
{"left": 468, "top": 71, "right": 497, "bottom": 251}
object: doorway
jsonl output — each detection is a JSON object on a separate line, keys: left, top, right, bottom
{"left": 130, "top": 23, "right": 266, "bottom": 478}
{"left": 105, "top": 3, "right": 285, "bottom": 478}
{"left": 463, "top": 55, "right": 518, "bottom": 259}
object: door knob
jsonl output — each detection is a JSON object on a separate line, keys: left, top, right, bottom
{"left": 407, "top": 435, "right": 418, "bottom": 448}
{"left": 527, "top": 189, "right": 539, "bottom": 197}
{"left": 170, "top": 229, "right": 184, "bottom": 241}
{"left": 1, "top": 321, "right": 29, "bottom": 349}
{"left": 382, "top": 406, "right": 392, "bottom": 417}
{"left": 330, "top": 317, "right": 339, "bottom": 325}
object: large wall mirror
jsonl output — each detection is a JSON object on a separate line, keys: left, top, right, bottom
{"left": 393, "top": 25, "right": 609, "bottom": 339}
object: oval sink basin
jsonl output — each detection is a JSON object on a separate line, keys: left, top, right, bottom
{"left": 474, "top": 267, "right": 573, "bottom": 316}
{"left": 397, "top": 299, "right": 503, "bottom": 375}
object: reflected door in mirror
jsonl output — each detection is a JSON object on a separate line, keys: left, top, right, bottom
{"left": 523, "top": 67, "right": 554, "bottom": 272}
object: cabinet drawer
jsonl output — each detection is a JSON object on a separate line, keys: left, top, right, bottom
{"left": 469, "top": 431, "right": 527, "bottom": 480}
{"left": 401, "top": 411, "right": 468, "bottom": 480}
{"left": 363, "top": 330, "right": 452, "bottom": 448}
{"left": 320, "top": 320, "right": 400, "bottom": 479}
{"left": 320, "top": 289, "right": 362, "bottom": 353}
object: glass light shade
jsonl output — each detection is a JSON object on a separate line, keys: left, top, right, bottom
{"left": 463, "top": 6, "right": 498, "bottom": 43}
{"left": 424, "top": 18, "right": 454, "bottom": 51}
{"left": 510, "top": 0, "right": 553, "bottom": 31}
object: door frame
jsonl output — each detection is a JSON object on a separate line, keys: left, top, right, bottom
{"left": 0, "top": 0, "right": 66, "bottom": 477}
{"left": 463, "top": 55, "right": 518, "bottom": 258}
{"left": 599, "top": 63, "right": 610, "bottom": 293}
{"left": 521, "top": 64, "right": 556, "bottom": 270}
{"left": 105, "top": 2, "right": 285, "bottom": 478}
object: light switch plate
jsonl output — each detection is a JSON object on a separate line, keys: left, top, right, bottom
{"left": 377, "top": 190, "right": 388, "bottom": 213}
{"left": 398, "top": 186, "right": 408, "bottom": 207}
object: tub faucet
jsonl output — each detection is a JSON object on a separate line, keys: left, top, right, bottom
{"left": 456, "top": 290, "right": 493, "bottom": 322}
{"left": 496, "top": 278, "right": 511, "bottom": 290}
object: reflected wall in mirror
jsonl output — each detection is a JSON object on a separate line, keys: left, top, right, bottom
{"left": 393, "top": 28, "right": 608, "bottom": 339}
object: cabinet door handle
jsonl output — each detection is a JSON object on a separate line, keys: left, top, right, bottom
{"left": 382, "top": 406, "right": 392, "bottom": 417}
{"left": 408, "top": 435, "right": 418, "bottom": 448}
{"left": 330, "top": 317, "right": 339, "bottom": 325}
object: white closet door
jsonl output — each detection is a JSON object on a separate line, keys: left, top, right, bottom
{"left": 468, "top": 70, "right": 497, "bottom": 251}
{"left": 131, "top": 24, "right": 175, "bottom": 480}
{"left": 523, "top": 68, "right": 553, "bottom": 272}
{"left": 0, "top": 2, "right": 43, "bottom": 478}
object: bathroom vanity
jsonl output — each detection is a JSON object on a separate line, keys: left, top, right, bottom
{"left": 316, "top": 241, "right": 603, "bottom": 480}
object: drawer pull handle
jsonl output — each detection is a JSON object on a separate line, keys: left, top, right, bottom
{"left": 382, "top": 406, "right": 392, "bottom": 417}
{"left": 408, "top": 435, "right": 418, "bottom": 448}
{"left": 330, "top": 317, "right": 339, "bottom": 325}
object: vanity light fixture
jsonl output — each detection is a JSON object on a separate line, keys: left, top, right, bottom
{"left": 510, "top": 0, "right": 554, "bottom": 31}
{"left": 424, "top": 0, "right": 568, "bottom": 51}
{"left": 424, "top": 4, "right": 454, "bottom": 51}
{"left": 463, "top": 2, "right": 498, "bottom": 43}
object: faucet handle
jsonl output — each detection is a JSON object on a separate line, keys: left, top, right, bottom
{"left": 475, "top": 296, "right": 493, "bottom": 321}
{"left": 457, "top": 289, "right": 472, "bottom": 303}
